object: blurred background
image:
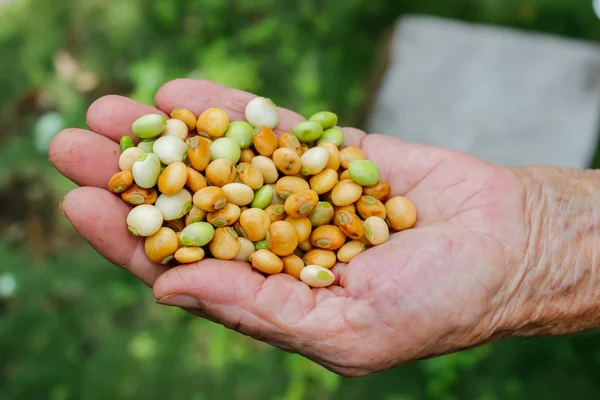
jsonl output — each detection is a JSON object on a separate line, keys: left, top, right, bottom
{"left": 2, "top": 0, "right": 600, "bottom": 399}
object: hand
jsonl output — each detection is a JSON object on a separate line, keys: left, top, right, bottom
{"left": 49, "top": 79, "right": 534, "bottom": 377}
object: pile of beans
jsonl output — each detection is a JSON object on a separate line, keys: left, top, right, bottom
{"left": 108, "top": 97, "right": 417, "bottom": 288}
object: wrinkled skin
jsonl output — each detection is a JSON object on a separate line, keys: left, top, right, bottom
{"left": 49, "top": 79, "right": 530, "bottom": 377}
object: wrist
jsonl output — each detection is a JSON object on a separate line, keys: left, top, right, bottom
{"left": 503, "top": 165, "right": 600, "bottom": 337}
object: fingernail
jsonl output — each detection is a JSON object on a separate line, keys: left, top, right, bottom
{"left": 157, "top": 294, "right": 199, "bottom": 308}
{"left": 58, "top": 198, "right": 69, "bottom": 220}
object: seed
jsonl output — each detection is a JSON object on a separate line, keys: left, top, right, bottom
{"left": 251, "top": 185, "right": 274, "bottom": 209}
{"left": 239, "top": 208, "right": 271, "bottom": 241}
{"left": 205, "top": 159, "right": 237, "bottom": 187}
{"left": 170, "top": 108, "right": 197, "bottom": 131}
{"left": 193, "top": 186, "right": 227, "bottom": 212}
{"left": 209, "top": 227, "right": 241, "bottom": 260}
{"left": 249, "top": 249, "right": 283, "bottom": 275}
{"left": 308, "top": 201, "right": 335, "bottom": 227}
{"left": 163, "top": 218, "right": 185, "bottom": 233}
{"left": 298, "top": 239, "right": 313, "bottom": 252}
{"left": 337, "top": 240, "right": 366, "bottom": 263}
{"left": 121, "top": 184, "right": 158, "bottom": 205}
{"left": 309, "top": 169, "right": 339, "bottom": 195}
{"left": 187, "top": 136, "right": 211, "bottom": 172}
{"left": 185, "top": 206, "right": 207, "bottom": 225}
{"left": 153, "top": 136, "right": 188, "bottom": 165}
{"left": 291, "top": 120, "right": 323, "bottom": 143}
{"left": 272, "top": 148, "right": 302, "bottom": 175}
{"left": 132, "top": 153, "right": 161, "bottom": 189}
{"left": 364, "top": 216, "right": 390, "bottom": 245}
{"left": 300, "top": 147, "right": 329, "bottom": 176}
{"left": 336, "top": 211, "right": 364, "bottom": 239}
{"left": 253, "top": 125, "right": 279, "bottom": 156}
{"left": 303, "top": 249, "right": 337, "bottom": 269}
{"left": 144, "top": 227, "right": 179, "bottom": 264}
{"left": 281, "top": 254, "right": 305, "bottom": 280}
{"left": 240, "top": 148, "right": 255, "bottom": 163}
{"left": 245, "top": 97, "right": 280, "bottom": 129}
{"left": 126, "top": 205, "right": 163, "bottom": 237}
{"left": 197, "top": 107, "right": 230, "bottom": 139}
{"left": 207, "top": 203, "right": 241, "bottom": 227}
{"left": 137, "top": 140, "right": 155, "bottom": 153}
{"left": 310, "top": 225, "right": 346, "bottom": 250}
{"left": 317, "top": 142, "right": 341, "bottom": 171}
{"left": 279, "top": 133, "right": 303, "bottom": 155}
{"left": 120, "top": 136, "right": 135, "bottom": 152}
{"left": 210, "top": 137, "right": 241, "bottom": 164}
{"left": 224, "top": 121, "right": 254, "bottom": 148}
{"left": 316, "top": 128, "right": 344, "bottom": 147}
{"left": 267, "top": 221, "right": 298, "bottom": 256}
{"left": 339, "top": 170, "right": 350, "bottom": 181}
{"left": 363, "top": 181, "right": 392, "bottom": 203}
{"left": 265, "top": 204, "right": 286, "bottom": 222}
{"left": 385, "top": 196, "right": 417, "bottom": 231}
{"left": 174, "top": 247, "right": 205, "bottom": 264}
{"left": 158, "top": 161, "right": 188, "bottom": 195}
{"left": 155, "top": 189, "right": 193, "bottom": 221}
{"left": 331, "top": 179, "right": 363, "bottom": 206}
{"left": 284, "top": 189, "right": 319, "bottom": 218}
{"left": 132, "top": 113, "right": 167, "bottom": 139}
{"left": 336, "top": 204, "right": 356, "bottom": 215}
{"left": 284, "top": 216, "right": 312, "bottom": 243}
{"left": 222, "top": 183, "right": 254, "bottom": 206}
{"left": 236, "top": 162, "right": 263, "bottom": 190}
{"left": 234, "top": 237, "right": 256, "bottom": 262}
{"left": 339, "top": 146, "right": 366, "bottom": 169}
{"left": 275, "top": 176, "right": 310, "bottom": 200}
{"left": 186, "top": 167, "right": 207, "bottom": 193}
{"left": 119, "top": 147, "right": 146, "bottom": 171}
{"left": 162, "top": 118, "right": 189, "bottom": 141}
{"left": 254, "top": 239, "right": 269, "bottom": 251}
{"left": 348, "top": 159, "right": 380, "bottom": 187}
{"left": 180, "top": 222, "right": 215, "bottom": 247}
{"left": 309, "top": 111, "right": 338, "bottom": 130}
{"left": 300, "top": 265, "right": 335, "bottom": 288}
{"left": 251, "top": 156, "right": 279, "bottom": 184}
{"left": 356, "top": 195, "right": 386, "bottom": 220}
{"left": 270, "top": 183, "right": 286, "bottom": 204}
{"left": 108, "top": 170, "right": 133, "bottom": 194}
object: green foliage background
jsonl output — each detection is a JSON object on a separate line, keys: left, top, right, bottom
{"left": 1, "top": 0, "right": 600, "bottom": 399}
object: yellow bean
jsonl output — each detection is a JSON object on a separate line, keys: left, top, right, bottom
{"left": 337, "top": 240, "right": 366, "bottom": 263}
{"left": 239, "top": 208, "right": 271, "bottom": 241}
{"left": 170, "top": 108, "right": 197, "bottom": 131}
{"left": 187, "top": 136, "right": 211, "bottom": 172}
{"left": 335, "top": 211, "right": 364, "bottom": 240}
{"left": 158, "top": 161, "right": 188, "bottom": 195}
{"left": 174, "top": 247, "right": 205, "bottom": 263}
{"left": 249, "top": 250, "right": 284, "bottom": 275}
{"left": 309, "top": 169, "right": 339, "bottom": 195}
{"left": 279, "top": 133, "right": 303, "bottom": 156}
{"left": 253, "top": 125, "right": 279, "bottom": 156}
{"left": 281, "top": 254, "right": 305, "bottom": 280}
{"left": 197, "top": 107, "right": 230, "bottom": 139}
{"left": 193, "top": 186, "right": 227, "bottom": 212}
{"left": 108, "top": 170, "right": 133, "bottom": 194}
{"left": 234, "top": 237, "right": 256, "bottom": 262}
{"left": 385, "top": 196, "right": 417, "bottom": 231}
{"left": 222, "top": 183, "right": 254, "bottom": 206}
{"left": 310, "top": 225, "right": 346, "bottom": 251}
{"left": 207, "top": 203, "right": 241, "bottom": 227}
{"left": 186, "top": 167, "right": 208, "bottom": 193}
{"left": 205, "top": 159, "right": 237, "bottom": 187}
{"left": 209, "top": 227, "right": 241, "bottom": 260}
{"left": 300, "top": 265, "right": 335, "bottom": 288}
{"left": 303, "top": 249, "right": 337, "bottom": 269}
{"left": 363, "top": 181, "right": 391, "bottom": 203}
{"left": 284, "top": 216, "right": 312, "bottom": 243}
{"left": 265, "top": 204, "right": 286, "bottom": 222}
{"left": 267, "top": 220, "right": 299, "bottom": 256}
{"left": 251, "top": 156, "right": 279, "bottom": 184}
{"left": 339, "top": 146, "right": 366, "bottom": 169}
{"left": 364, "top": 216, "right": 390, "bottom": 245}
{"left": 273, "top": 148, "right": 302, "bottom": 175}
{"left": 356, "top": 195, "right": 387, "bottom": 220}
{"left": 144, "top": 227, "right": 179, "bottom": 264}
{"left": 335, "top": 204, "right": 356, "bottom": 215}
{"left": 237, "top": 162, "right": 264, "bottom": 190}
{"left": 331, "top": 179, "right": 363, "bottom": 206}
{"left": 186, "top": 206, "right": 208, "bottom": 225}
{"left": 318, "top": 142, "right": 341, "bottom": 171}
{"left": 339, "top": 169, "right": 350, "bottom": 181}
{"left": 275, "top": 176, "right": 310, "bottom": 200}
{"left": 284, "top": 189, "right": 319, "bottom": 218}
{"left": 240, "top": 148, "right": 256, "bottom": 163}
{"left": 121, "top": 184, "right": 157, "bottom": 205}
{"left": 298, "top": 239, "right": 314, "bottom": 252}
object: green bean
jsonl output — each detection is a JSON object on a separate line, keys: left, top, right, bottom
{"left": 120, "top": 136, "right": 135, "bottom": 152}
{"left": 132, "top": 114, "right": 167, "bottom": 139}
{"left": 291, "top": 121, "right": 324, "bottom": 143}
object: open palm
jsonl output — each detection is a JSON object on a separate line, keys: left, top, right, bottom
{"left": 49, "top": 79, "right": 528, "bottom": 377}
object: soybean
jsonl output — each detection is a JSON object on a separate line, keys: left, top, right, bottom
{"left": 385, "top": 196, "right": 417, "bottom": 231}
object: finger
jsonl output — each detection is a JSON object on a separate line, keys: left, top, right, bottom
{"left": 49, "top": 128, "right": 119, "bottom": 188}
{"left": 340, "top": 127, "right": 367, "bottom": 148}
{"left": 86, "top": 95, "right": 167, "bottom": 143}
{"left": 154, "top": 79, "right": 305, "bottom": 134}
{"left": 60, "top": 187, "right": 169, "bottom": 286}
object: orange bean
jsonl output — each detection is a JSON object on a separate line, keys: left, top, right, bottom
{"left": 158, "top": 162, "right": 188, "bottom": 195}
{"left": 356, "top": 195, "right": 387, "bottom": 220}
{"left": 335, "top": 211, "right": 364, "bottom": 240}
{"left": 240, "top": 148, "right": 256, "bottom": 163}
{"left": 279, "top": 133, "right": 303, "bottom": 156}
{"left": 205, "top": 159, "right": 237, "bottom": 187}
{"left": 196, "top": 107, "right": 230, "bottom": 139}
{"left": 339, "top": 146, "right": 366, "bottom": 169}
{"left": 310, "top": 225, "right": 346, "bottom": 251}
{"left": 193, "top": 186, "right": 227, "bottom": 212}
{"left": 281, "top": 254, "right": 305, "bottom": 279}
{"left": 186, "top": 167, "right": 208, "bottom": 193}
{"left": 385, "top": 196, "right": 417, "bottom": 231}
{"left": 187, "top": 136, "right": 211, "bottom": 172}
{"left": 121, "top": 184, "right": 158, "bottom": 205}
{"left": 318, "top": 142, "right": 341, "bottom": 171}
{"left": 108, "top": 170, "right": 133, "bottom": 194}
{"left": 267, "top": 221, "right": 298, "bottom": 256}
{"left": 363, "top": 181, "right": 391, "bottom": 202}
{"left": 273, "top": 148, "right": 302, "bottom": 175}
{"left": 253, "top": 125, "right": 279, "bottom": 156}
{"left": 170, "top": 108, "right": 197, "bottom": 131}
{"left": 284, "top": 189, "right": 319, "bottom": 218}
